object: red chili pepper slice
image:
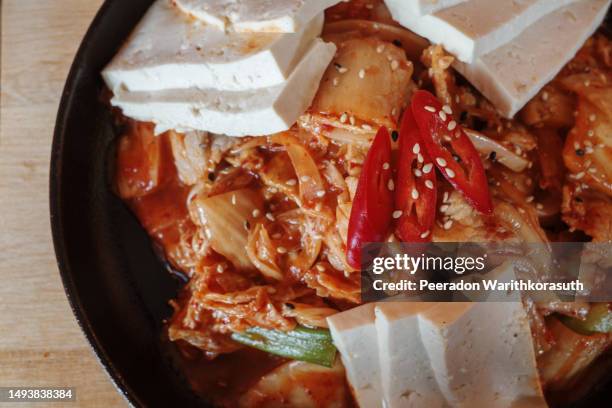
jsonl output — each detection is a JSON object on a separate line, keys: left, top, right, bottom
{"left": 395, "top": 109, "right": 437, "bottom": 242}
{"left": 346, "top": 127, "right": 394, "bottom": 269}
{"left": 411, "top": 90, "right": 493, "bottom": 214}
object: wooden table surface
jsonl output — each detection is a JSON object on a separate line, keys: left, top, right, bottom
{"left": 0, "top": 1, "right": 127, "bottom": 406}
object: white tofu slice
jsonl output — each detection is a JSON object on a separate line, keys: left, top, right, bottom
{"left": 102, "top": 0, "right": 323, "bottom": 92}
{"left": 385, "top": 0, "right": 467, "bottom": 17}
{"left": 175, "top": 0, "right": 342, "bottom": 33}
{"left": 110, "top": 39, "right": 336, "bottom": 137}
{"left": 375, "top": 303, "right": 446, "bottom": 408}
{"left": 454, "top": 0, "right": 611, "bottom": 118}
{"left": 328, "top": 304, "right": 383, "bottom": 408}
{"left": 419, "top": 303, "right": 546, "bottom": 407}
{"left": 385, "top": 0, "right": 580, "bottom": 63}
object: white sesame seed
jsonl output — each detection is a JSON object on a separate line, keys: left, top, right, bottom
{"left": 446, "top": 168, "right": 456, "bottom": 178}
{"left": 266, "top": 212, "right": 275, "bottom": 221}
{"left": 439, "top": 111, "right": 447, "bottom": 121}
{"left": 350, "top": 116, "right": 356, "bottom": 126}
{"left": 316, "top": 190, "right": 326, "bottom": 198}
{"left": 442, "top": 105, "right": 453, "bottom": 115}
{"left": 436, "top": 158, "right": 447, "bottom": 167}
{"left": 392, "top": 210, "right": 403, "bottom": 219}
{"left": 338, "top": 67, "right": 348, "bottom": 74}
{"left": 231, "top": 194, "right": 236, "bottom": 205}
{"left": 376, "top": 44, "right": 385, "bottom": 53}
{"left": 217, "top": 264, "right": 226, "bottom": 273}
{"left": 443, "top": 192, "right": 449, "bottom": 202}
{"left": 333, "top": 77, "right": 339, "bottom": 87}
{"left": 574, "top": 141, "right": 580, "bottom": 150}
{"left": 423, "top": 163, "right": 433, "bottom": 174}
{"left": 447, "top": 121, "right": 457, "bottom": 131}
{"left": 440, "top": 204, "right": 450, "bottom": 213}
{"left": 383, "top": 162, "right": 390, "bottom": 170}
{"left": 388, "top": 179, "right": 395, "bottom": 191}
{"left": 300, "top": 175, "right": 311, "bottom": 182}
{"left": 417, "top": 153, "right": 424, "bottom": 163}
{"left": 391, "top": 107, "right": 397, "bottom": 116}
{"left": 425, "top": 180, "right": 434, "bottom": 189}
{"left": 252, "top": 209, "right": 261, "bottom": 218}
{"left": 589, "top": 167, "right": 597, "bottom": 174}
{"left": 542, "top": 91, "right": 549, "bottom": 101}
{"left": 390, "top": 60, "right": 399, "bottom": 70}
{"left": 277, "top": 247, "right": 287, "bottom": 254}
{"left": 420, "top": 230, "right": 430, "bottom": 239}
{"left": 588, "top": 130, "right": 595, "bottom": 137}
{"left": 536, "top": 203, "right": 544, "bottom": 210}
{"left": 585, "top": 146, "right": 594, "bottom": 154}
{"left": 340, "top": 113, "right": 347, "bottom": 123}
{"left": 414, "top": 169, "right": 423, "bottom": 177}
{"left": 575, "top": 172, "right": 585, "bottom": 180}
{"left": 316, "top": 264, "right": 326, "bottom": 271}
{"left": 424, "top": 105, "right": 436, "bottom": 113}
{"left": 526, "top": 196, "right": 534, "bottom": 203}
{"left": 589, "top": 114, "right": 597, "bottom": 122}
{"left": 412, "top": 143, "right": 421, "bottom": 154}
{"left": 358, "top": 69, "right": 366, "bottom": 79}
{"left": 443, "top": 220, "right": 453, "bottom": 230}
{"left": 411, "top": 189, "right": 419, "bottom": 200}
{"left": 286, "top": 179, "right": 297, "bottom": 186}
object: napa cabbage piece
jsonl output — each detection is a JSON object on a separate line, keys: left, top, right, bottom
{"left": 286, "top": 143, "right": 326, "bottom": 205}
{"left": 275, "top": 209, "right": 325, "bottom": 273}
{"left": 259, "top": 152, "right": 299, "bottom": 200}
{"left": 306, "top": 37, "right": 413, "bottom": 133}
{"left": 246, "top": 223, "right": 283, "bottom": 281}
{"left": 238, "top": 359, "right": 349, "bottom": 408}
{"left": 116, "top": 122, "right": 165, "bottom": 199}
{"left": 282, "top": 302, "right": 338, "bottom": 329}
{"left": 562, "top": 73, "right": 612, "bottom": 196}
{"left": 323, "top": 19, "right": 428, "bottom": 63}
{"left": 463, "top": 129, "right": 530, "bottom": 173}
{"left": 562, "top": 185, "right": 612, "bottom": 242}
{"left": 192, "top": 188, "right": 263, "bottom": 270}
{"left": 268, "top": 132, "right": 326, "bottom": 206}
{"left": 168, "top": 130, "right": 209, "bottom": 186}
{"left": 520, "top": 85, "right": 576, "bottom": 129}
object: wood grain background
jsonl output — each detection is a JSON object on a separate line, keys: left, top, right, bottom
{"left": 0, "top": 1, "right": 127, "bottom": 406}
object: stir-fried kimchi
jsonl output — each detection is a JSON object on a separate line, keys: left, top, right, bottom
{"left": 112, "top": 3, "right": 612, "bottom": 407}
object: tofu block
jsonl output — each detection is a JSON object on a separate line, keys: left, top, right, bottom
{"left": 328, "top": 304, "right": 383, "bottom": 408}
{"left": 454, "top": 0, "right": 611, "bottom": 118}
{"left": 110, "top": 39, "right": 336, "bottom": 137}
{"left": 385, "top": 0, "right": 580, "bottom": 63}
{"left": 385, "top": 0, "right": 467, "bottom": 17}
{"left": 375, "top": 303, "right": 446, "bottom": 408}
{"left": 419, "top": 303, "right": 546, "bottom": 407}
{"left": 102, "top": 0, "right": 323, "bottom": 92}
{"left": 175, "top": 0, "right": 342, "bottom": 33}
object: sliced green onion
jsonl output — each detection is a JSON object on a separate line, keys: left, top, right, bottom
{"left": 231, "top": 326, "right": 337, "bottom": 367}
{"left": 560, "top": 303, "right": 612, "bottom": 335}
